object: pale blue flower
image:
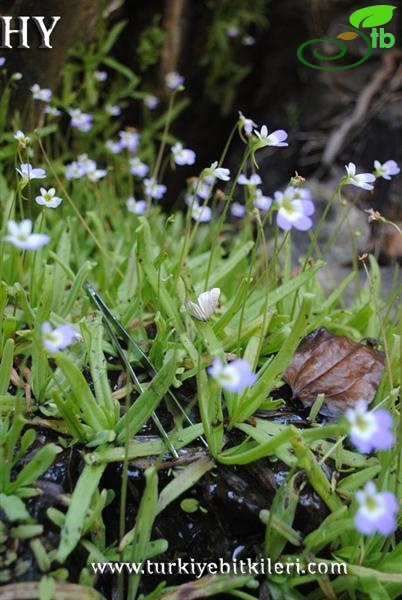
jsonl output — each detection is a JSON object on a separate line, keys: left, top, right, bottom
{"left": 172, "top": 142, "right": 196, "bottom": 166}
{"left": 355, "top": 482, "right": 398, "bottom": 536}
{"left": 65, "top": 161, "right": 85, "bottom": 180}
{"left": 238, "top": 173, "right": 261, "bottom": 186}
{"left": 208, "top": 358, "right": 257, "bottom": 392}
{"left": 31, "top": 83, "right": 52, "bottom": 103}
{"left": 374, "top": 160, "right": 400, "bottom": 181}
{"left": 65, "top": 155, "right": 105, "bottom": 181}
{"left": 346, "top": 400, "right": 394, "bottom": 454}
{"left": 119, "top": 130, "right": 140, "bottom": 153}
{"left": 165, "top": 71, "right": 184, "bottom": 90}
{"left": 16, "top": 163, "right": 46, "bottom": 181}
{"left": 254, "top": 125, "right": 288, "bottom": 148}
{"left": 227, "top": 25, "right": 239, "bottom": 38}
{"left": 105, "top": 140, "right": 123, "bottom": 154}
{"left": 127, "top": 197, "right": 147, "bottom": 215}
{"left": 130, "top": 157, "right": 149, "bottom": 178}
{"left": 253, "top": 189, "right": 272, "bottom": 212}
{"left": 94, "top": 70, "right": 108, "bottom": 82}
{"left": 144, "top": 94, "right": 159, "bottom": 109}
{"left": 345, "top": 163, "right": 375, "bottom": 191}
{"left": 144, "top": 177, "right": 167, "bottom": 200}
{"left": 209, "top": 161, "right": 230, "bottom": 181}
{"left": 69, "top": 109, "right": 93, "bottom": 132}
{"left": 42, "top": 322, "right": 79, "bottom": 352}
{"left": 191, "top": 201, "right": 211, "bottom": 222}
{"left": 44, "top": 106, "right": 61, "bottom": 117}
{"left": 230, "top": 202, "right": 247, "bottom": 218}
{"left": 4, "top": 220, "right": 50, "bottom": 250}
{"left": 238, "top": 111, "right": 257, "bottom": 135}
{"left": 106, "top": 104, "right": 121, "bottom": 117}
{"left": 275, "top": 186, "right": 314, "bottom": 231}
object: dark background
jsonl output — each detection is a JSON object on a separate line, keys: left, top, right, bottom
{"left": 2, "top": 0, "right": 401, "bottom": 260}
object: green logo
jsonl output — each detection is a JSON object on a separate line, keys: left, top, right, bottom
{"left": 297, "top": 4, "right": 397, "bottom": 70}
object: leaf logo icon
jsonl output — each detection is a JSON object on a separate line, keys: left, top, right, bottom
{"left": 349, "top": 5, "right": 396, "bottom": 29}
{"left": 337, "top": 31, "right": 359, "bottom": 40}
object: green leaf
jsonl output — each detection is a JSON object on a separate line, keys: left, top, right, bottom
{"left": 349, "top": 5, "right": 396, "bottom": 29}
{"left": 55, "top": 463, "right": 106, "bottom": 563}
{"left": 55, "top": 351, "right": 109, "bottom": 432}
{"left": 115, "top": 352, "right": 176, "bottom": 442}
{"left": 127, "top": 467, "right": 159, "bottom": 599}
{"left": 157, "top": 457, "right": 214, "bottom": 514}
{"left": 0, "top": 494, "right": 30, "bottom": 521}
{"left": 264, "top": 474, "right": 301, "bottom": 560}
{"left": 82, "top": 318, "right": 115, "bottom": 421}
{"left": 0, "top": 338, "right": 14, "bottom": 394}
{"left": 8, "top": 444, "right": 62, "bottom": 494}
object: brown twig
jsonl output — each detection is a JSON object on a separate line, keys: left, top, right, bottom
{"left": 322, "top": 50, "right": 402, "bottom": 166}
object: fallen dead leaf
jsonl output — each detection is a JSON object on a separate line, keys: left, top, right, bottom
{"left": 284, "top": 328, "right": 385, "bottom": 417}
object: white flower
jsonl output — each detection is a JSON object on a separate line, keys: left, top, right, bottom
{"left": 126, "top": 197, "right": 147, "bottom": 215}
{"left": 16, "top": 163, "right": 46, "bottom": 181}
{"left": 345, "top": 163, "right": 376, "bottom": 191}
{"left": 35, "top": 187, "right": 63, "bottom": 208}
{"left": 172, "top": 142, "right": 196, "bottom": 166}
{"left": 165, "top": 71, "right": 184, "bottom": 90}
{"left": 42, "top": 322, "right": 78, "bottom": 352}
{"left": 0, "top": 57, "right": 6, "bottom": 67}
{"left": 31, "top": 83, "right": 52, "bottom": 103}
{"left": 373, "top": 160, "right": 400, "bottom": 181}
{"left": 185, "top": 288, "right": 220, "bottom": 321}
{"left": 254, "top": 125, "right": 288, "bottom": 148}
{"left": 14, "top": 130, "right": 30, "bottom": 148}
{"left": 94, "top": 70, "right": 108, "bottom": 82}
{"left": 4, "top": 220, "right": 50, "bottom": 250}
{"left": 209, "top": 161, "right": 230, "bottom": 181}
{"left": 144, "top": 94, "right": 159, "bottom": 109}
{"left": 237, "top": 173, "right": 261, "bottom": 186}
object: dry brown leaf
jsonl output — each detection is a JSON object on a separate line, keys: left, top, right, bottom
{"left": 284, "top": 328, "right": 385, "bottom": 417}
{"left": 337, "top": 31, "right": 359, "bottom": 40}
